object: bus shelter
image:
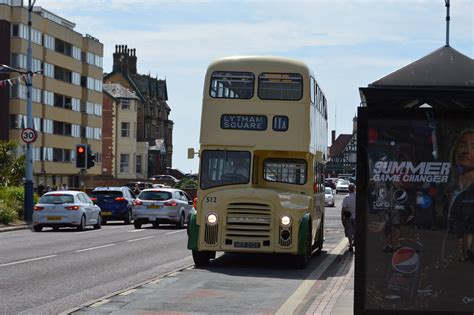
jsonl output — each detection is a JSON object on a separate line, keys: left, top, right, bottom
{"left": 355, "top": 45, "right": 474, "bottom": 314}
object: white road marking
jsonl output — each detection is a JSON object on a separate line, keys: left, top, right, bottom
{"left": 165, "top": 230, "right": 186, "bottom": 235}
{"left": 0, "top": 255, "right": 57, "bottom": 267}
{"left": 126, "top": 236, "right": 156, "bottom": 243}
{"left": 128, "top": 229, "right": 145, "bottom": 232}
{"left": 74, "top": 244, "right": 116, "bottom": 252}
{"left": 275, "top": 238, "right": 349, "bottom": 315}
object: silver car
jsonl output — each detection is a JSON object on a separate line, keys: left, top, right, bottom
{"left": 325, "top": 187, "right": 335, "bottom": 207}
{"left": 133, "top": 188, "right": 193, "bottom": 229}
{"left": 32, "top": 191, "right": 101, "bottom": 232}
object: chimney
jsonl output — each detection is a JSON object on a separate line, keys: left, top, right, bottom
{"left": 112, "top": 45, "right": 129, "bottom": 74}
{"left": 353, "top": 115, "right": 357, "bottom": 133}
{"left": 331, "top": 130, "right": 336, "bottom": 145}
{"left": 129, "top": 48, "right": 137, "bottom": 75}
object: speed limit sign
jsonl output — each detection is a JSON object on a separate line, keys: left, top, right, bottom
{"left": 21, "top": 128, "right": 37, "bottom": 144}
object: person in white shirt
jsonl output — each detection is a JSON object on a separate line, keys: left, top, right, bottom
{"left": 341, "top": 183, "right": 356, "bottom": 252}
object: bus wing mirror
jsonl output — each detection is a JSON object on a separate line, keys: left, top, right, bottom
{"left": 188, "top": 148, "right": 196, "bottom": 159}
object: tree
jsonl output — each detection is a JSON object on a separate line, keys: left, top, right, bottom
{"left": 0, "top": 140, "right": 25, "bottom": 187}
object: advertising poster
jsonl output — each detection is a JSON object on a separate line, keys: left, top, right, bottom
{"left": 364, "top": 110, "right": 474, "bottom": 313}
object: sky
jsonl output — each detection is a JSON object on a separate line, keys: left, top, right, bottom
{"left": 38, "top": 0, "right": 473, "bottom": 174}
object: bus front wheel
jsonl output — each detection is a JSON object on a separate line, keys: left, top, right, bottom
{"left": 295, "top": 229, "right": 312, "bottom": 269}
{"left": 192, "top": 250, "right": 215, "bottom": 268}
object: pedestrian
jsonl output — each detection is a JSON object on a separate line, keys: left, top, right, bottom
{"left": 448, "top": 129, "right": 474, "bottom": 262}
{"left": 341, "top": 183, "right": 356, "bottom": 252}
{"left": 59, "top": 183, "right": 68, "bottom": 191}
{"left": 134, "top": 183, "right": 140, "bottom": 196}
{"left": 37, "top": 181, "right": 45, "bottom": 196}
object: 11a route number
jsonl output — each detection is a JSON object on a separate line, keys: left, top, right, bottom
{"left": 21, "top": 128, "right": 37, "bottom": 144}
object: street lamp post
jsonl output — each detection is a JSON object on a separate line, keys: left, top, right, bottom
{"left": 24, "top": 0, "right": 36, "bottom": 224}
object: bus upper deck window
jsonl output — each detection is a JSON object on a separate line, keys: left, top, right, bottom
{"left": 210, "top": 71, "right": 254, "bottom": 99}
{"left": 258, "top": 73, "right": 303, "bottom": 101}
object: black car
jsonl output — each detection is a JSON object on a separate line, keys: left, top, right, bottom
{"left": 90, "top": 187, "right": 136, "bottom": 224}
{"left": 325, "top": 178, "right": 337, "bottom": 189}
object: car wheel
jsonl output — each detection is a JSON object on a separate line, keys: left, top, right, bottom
{"left": 134, "top": 221, "right": 142, "bottom": 229}
{"left": 124, "top": 209, "right": 132, "bottom": 225}
{"left": 77, "top": 215, "right": 86, "bottom": 231}
{"left": 101, "top": 219, "right": 107, "bottom": 225}
{"left": 33, "top": 225, "right": 42, "bottom": 232}
{"left": 152, "top": 222, "right": 160, "bottom": 228}
{"left": 52, "top": 226, "right": 60, "bottom": 231}
{"left": 176, "top": 213, "right": 185, "bottom": 229}
{"left": 93, "top": 215, "right": 102, "bottom": 229}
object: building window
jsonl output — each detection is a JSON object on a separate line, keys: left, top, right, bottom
{"left": 42, "top": 119, "right": 53, "bottom": 134}
{"left": 43, "top": 62, "right": 54, "bottom": 78}
{"left": 72, "top": 98, "right": 80, "bottom": 112}
{"left": 44, "top": 34, "right": 55, "bottom": 50}
{"left": 43, "top": 91, "right": 54, "bottom": 106}
{"left": 121, "top": 122, "right": 130, "bottom": 137}
{"left": 72, "top": 124, "right": 80, "bottom": 137}
{"left": 94, "top": 128, "right": 101, "bottom": 140}
{"left": 72, "top": 72, "right": 80, "bottom": 85}
{"left": 120, "top": 154, "right": 129, "bottom": 173}
{"left": 121, "top": 99, "right": 130, "bottom": 110}
{"left": 86, "top": 102, "right": 94, "bottom": 114}
{"left": 86, "top": 126, "right": 94, "bottom": 139}
{"left": 136, "top": 155, "right": 142, "bottom": 174}
{"left": 72, "top": 46, "right": 81, "bottom": 60}
{"left": 94, "top": 103, "right": 102, "bottom": 116}
{"left": 55, "top": 38, "right": 72, "bottom": 57}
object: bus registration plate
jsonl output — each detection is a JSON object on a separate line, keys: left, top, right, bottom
{"left": 234, "top": 241, "right": 260, "bottom": 248}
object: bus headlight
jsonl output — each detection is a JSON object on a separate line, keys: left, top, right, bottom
{"left": 206, "top": 212, "right": 218, "bottom": 225}
{"left": 280, "top": 215, "right": 291, "bottom": 227}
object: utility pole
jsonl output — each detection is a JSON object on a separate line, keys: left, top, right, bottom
{"left": 24, "top": 0, "right": 36, "bottom": 224}
{"left": 445, "top": 0, "right": 450, "bottom": 46}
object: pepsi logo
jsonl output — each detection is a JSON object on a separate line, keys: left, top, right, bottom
{"left": 393, "top": 189, "right": 408, "bottom": 205}
{"left": 392, "top": 247, "right": 419, "bottom": 274}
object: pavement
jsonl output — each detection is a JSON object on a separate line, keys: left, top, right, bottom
{"left": 1, "top": 223, "right": 355, "bottom": 314}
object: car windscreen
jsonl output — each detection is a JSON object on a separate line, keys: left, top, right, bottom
{"left": 39, "top": 194, "right": 74, "bottom": 204}
{"left": 91, "top": 191, "right": 123, "bottom": 198}
{"left": 325, "top": 188, "right": 332, "bottom": 194}
{"left": 138, "top": 191, "right": 172, "bottom": 201}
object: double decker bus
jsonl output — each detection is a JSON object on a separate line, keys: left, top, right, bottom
{"left": 187, "top": 56, "right": 329, "bottom": 268}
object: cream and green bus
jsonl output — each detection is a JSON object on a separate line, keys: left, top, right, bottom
{"left": 187, "top": 56, "right": 329, "bottom": 268}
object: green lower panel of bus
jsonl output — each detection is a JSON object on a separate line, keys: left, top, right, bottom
{"left": 298, "top": 213, "right": 310, "bottom": 255}
{"left": 187, "top": 210, "right": 199, "bottom": 250}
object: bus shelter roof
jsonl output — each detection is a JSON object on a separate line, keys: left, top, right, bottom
{"left": 359, "top": 45, "right": 474, "bottom": 109}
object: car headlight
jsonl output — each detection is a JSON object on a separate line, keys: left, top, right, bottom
{"left": 280, "top": 215, "right": 291, "bottom": 227}
{"left": 206, "top": 212, "right": 218, "bottom": 225}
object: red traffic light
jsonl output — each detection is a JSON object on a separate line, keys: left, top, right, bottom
{"left": 77, "top": 146, "right": 85, "bottom": 153}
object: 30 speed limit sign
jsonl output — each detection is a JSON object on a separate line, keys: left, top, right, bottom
{"left": 21, "top": 128, "right": 37, "bottom": 144}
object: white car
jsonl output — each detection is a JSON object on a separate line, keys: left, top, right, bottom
{"left": 32, "top": 191, "right": 101, "bottom": 232}
{"left": 133, "top": 188, "right": 193, "bottom": 229}
{"left": 325, "top": 187, "right": 335, "bottom": 207}
{"left": 336, "top": 180, "right": 350, "bottom": 194}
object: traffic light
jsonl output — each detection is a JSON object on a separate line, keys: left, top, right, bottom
{"left": 75, "top": 144, "right": 87, "bottom": 169}
{"left": 87, "top": 147, "right": 95, "bottom": 169}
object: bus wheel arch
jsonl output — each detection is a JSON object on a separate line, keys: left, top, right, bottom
{"left": 295, "top": 213, "right": 312, "bottom": 268}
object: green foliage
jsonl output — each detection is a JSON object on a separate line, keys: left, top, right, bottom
{"left": 0, "top": 201, "right": 17, "bottom": 224}
{"left": 0, "top": 186, "right": 24, "bottom": 224}
{"left": 0, "top": 140, "right": 25, "bottom": 187}
{"left": 176, "top": 178, "right": 198, "bottom": 189}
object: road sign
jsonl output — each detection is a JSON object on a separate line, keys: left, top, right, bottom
{"left": 21, "top": 128, "right": 37, "bottom": 144}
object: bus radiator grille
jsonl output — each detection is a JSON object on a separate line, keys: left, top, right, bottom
{"left": 204, "top": 223, "right": 219, "bottom": 245}
{"left": 225, "top": 202, "right": 272, "bottom": 240}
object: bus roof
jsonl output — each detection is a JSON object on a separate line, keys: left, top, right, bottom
{"left": 207, "top": 56, "right": 310, "bottom": 76}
